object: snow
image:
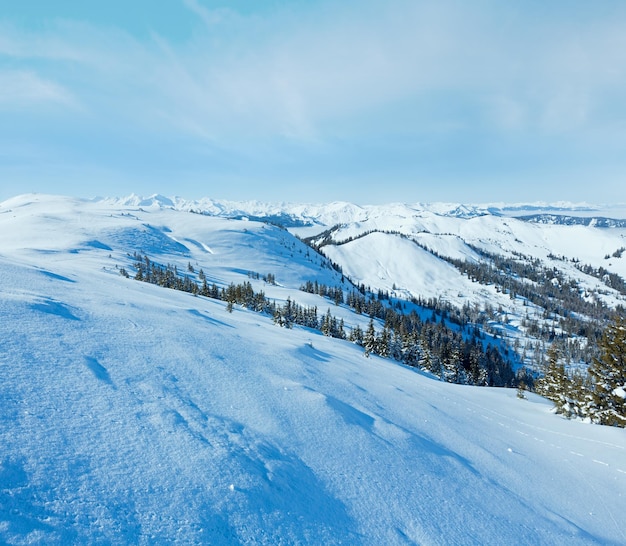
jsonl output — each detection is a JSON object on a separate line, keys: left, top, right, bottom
{"left": 323, "top": 231, "right": 487, "bottom": 306}
{"left": 1, "top": 194, "right": 626, "bottom": 545}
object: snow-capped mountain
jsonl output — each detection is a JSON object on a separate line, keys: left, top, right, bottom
{"left": 2, "top": 193, "right": 626, "bottom": 545}
{"left": 97, "top": 193, "right": 626, "bottom": 224}
{"left": 100, "top": 193, "right": 626, "bottom": 370}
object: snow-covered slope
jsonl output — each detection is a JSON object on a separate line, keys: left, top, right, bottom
{"left": 1, "top": 194, "right": 626, "bottom": 544}
{"left": 323, "top": 231, "right": 488, "bottom": 305}
{"left": 95, "top": 194, "right": 626, "bottom": 314}
{"left": 97, "top": 192, "right": 626, "bottom": 283}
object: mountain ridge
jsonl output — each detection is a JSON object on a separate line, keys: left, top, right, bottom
{"left": 5, "top": 193, "right": 626, "bottom": 375}
{"left": 89, "top": 193, "right": 626, "bottom": 225}
{"left": 1, "top": 193, "right": 626, "bottom": 544}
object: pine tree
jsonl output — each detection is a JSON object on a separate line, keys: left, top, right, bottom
{"left": 273, "top": 306, "right": 284, "bottom": 327}
{"left": 282, "top": 298, "right": 294, "bottom": 328}
{"left": 535, "top": 344, "right": 569, "bottom": 414}
{"left": 401, "top": 330, "right": 420, "bottom": 367}
{"left": 337, "top": 318, "right": 346, "bottom": 340}
{"left": 364, "top": 319, "right": 377, "bottom": 357}
{"left": 349, "top": 325, "right": 364, "bottom": 346}
{"left": 564, "top": 371, "right": 587, "bottom": 419}
{"left": 441, "top": 344, "right": 464, "bottom": 384}
{"left": 321, "top": 309, "right": 333, "bottom": 336}
{"left": 377, "top": 326, "right": 391, "bottom": 358}
{"left": 587, "top": 316, "right": 626, "bottom": 427}
{"left": 389, "top": 330, "right": 403, "bottom": 361}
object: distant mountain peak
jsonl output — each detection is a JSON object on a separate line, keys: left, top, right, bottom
{"left": 88, "top": 194, "right": 626, "bottom": 229}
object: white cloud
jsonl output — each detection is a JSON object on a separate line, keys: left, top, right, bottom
{"left": 0, "top": 23, "right": 86, "bottom": 62}
{"left": 0, "top": 69, "right": 78, "bottom": 109}
{"left": 3, "top": 0, "right": 626, "bottom": 146}
{"left": 182, "top": 0, "right": 233, "bottom": 27}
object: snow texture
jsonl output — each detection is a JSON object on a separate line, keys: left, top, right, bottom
{"left": 1, "top": 194, "right": 625, "bottom": 545}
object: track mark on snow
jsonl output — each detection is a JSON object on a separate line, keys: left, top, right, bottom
{"left": 593, "top": 459, "right": 609, "bottom": 466}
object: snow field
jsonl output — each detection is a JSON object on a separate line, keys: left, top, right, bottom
{"left": 1, "top": 194, "right": 626, "bottom": 545}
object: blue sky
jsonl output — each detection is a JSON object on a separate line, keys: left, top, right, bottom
{"left": 2, "top": 0, "right": 626, "bottom": 205}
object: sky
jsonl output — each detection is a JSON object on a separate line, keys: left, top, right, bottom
{"left": 1, "top": 0, "right": 626, "bottom": 205}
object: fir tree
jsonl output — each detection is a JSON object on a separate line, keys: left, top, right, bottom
{"left": 536, "top": 344, "right": 569, "bottom": 413}
{"left": 337, "top": 318, "right": 346, "bottom": 340}
{"left": 588, "top": 316, "right": 626, "bottom": 427}
{"left": 349, "top": 325, "right": 364, "bottom": 346}
{"left": 321, "top": 309, "right": 333, "bottom": 336}
{"left": 377, "top": 326, "right": 391, "bottom": 358}
{"left": 364, "top": 319, "right": 377, "bottom": 357}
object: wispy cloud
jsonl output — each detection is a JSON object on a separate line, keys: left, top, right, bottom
{"left": 0, "top": 69, "right": 78, "bottom": 108}
{"left": 2, "top": 0, "right": 626, "bottom": 202}
{"left": 4, "top": 1, "right": 626, "bottom": 140}
{"left": 182, "top": 0, "right": 233, "bottom": 27}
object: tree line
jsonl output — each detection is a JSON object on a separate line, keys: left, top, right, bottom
{"left": 121, "top": 251, "right": 626, "bottom": 426}
{"left": 301, "top": 279, "right": 517, "bottom": 387}
{"left": 122, "top": 252, "right": 518, "bottom": 388}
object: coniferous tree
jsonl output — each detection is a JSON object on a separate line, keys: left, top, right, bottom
{"left": 321, "top": 309, "right": 333, "bottom": 336}
{"left": 564, "top": 371, "right": 587, "bottom": 419}
{"left": 377, "top": 326, "right": 391, "bottom": 358}
{"left": 349, "top": 325, "right": 364, "bottom": 346}
{"left": 536, "top": 345, "right": 566, "bottom": 403}
{"left": 389, "top": 330, "right": 403, "bottom": 361}
{"left": 587, "top": 316, "right": 626, "bottom": 427}
{"left": 401, "top": 330, "right": 421, "bottom": 367}
{"left": 337, "top": 318, "right": 346, "bottom": 340}
{"left": 364, "top": 319, "right": 377, "bottom": 357}
{"left": 273, "top": 305, "right": 285, "bottom": 327}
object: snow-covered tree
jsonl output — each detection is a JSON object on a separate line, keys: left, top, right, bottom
{"left": 587, "top": 316, "right": 626, "bottom": 427}
{"left": 535, "top": 344, "right": 586, "bottom": 418}
{"left": 535, "top": 345, "right": 568, "bottom": 410}
{"left": 321, "top": 308, "right": 333, "bottom": 336}
{"left": 377, "top": 326, "right": 391, "bottom": 358}
{"left": 364, "top": 319, "right": 377, "bottom": 358}
{"left": 349, "top": 324, "right": 364, "bottom": 346}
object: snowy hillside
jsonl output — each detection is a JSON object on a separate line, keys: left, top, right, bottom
{"left": 97, "top": 193, "right": 626, "bottom": 289}
{"left": 2, "top": 194, "right": 626, "bottom": 545}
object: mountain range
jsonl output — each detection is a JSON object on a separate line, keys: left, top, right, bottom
{"left": 1, "top": 193, "right": 625, "bottom": 545}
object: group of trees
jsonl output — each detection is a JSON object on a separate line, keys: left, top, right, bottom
{"left": 125, "top": 252, "right": 518, "bottom": 388}
{"left": 574, "top": 262, "right": 626, "bottom": 295}
{"left": 302, "top": 280, "right": 517, "bottom": 386}
{"left": 536, "top": 316, "right": 626, "bottom": 427}
{"left": 124, "top": 250, "right": 626, "bottom": 427}
{"left": 423, "top": 244, "right": 626, "bottom": 369}
{"left": 308, "top": 227, "right": 622, "bottom": 371}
